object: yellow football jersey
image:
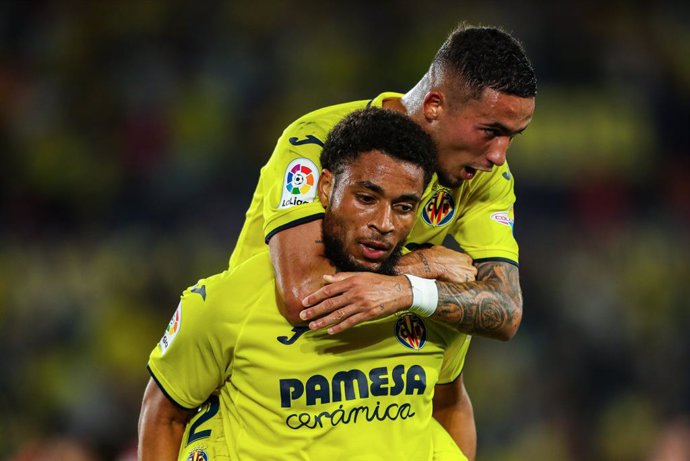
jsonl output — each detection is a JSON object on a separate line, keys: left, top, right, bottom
{"left": 149, "top": 252, "right": 471, "bottom": 460}
{"left": 176, "top": 401, "right": 467, "bottom": 461}
{"left": 229, "top": 92, "right": 519, "bottom": 269}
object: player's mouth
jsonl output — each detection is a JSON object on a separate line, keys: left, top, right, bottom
{"left": 461, "top": 164, "right": 494, "bottom": 180}
{"left": 460, "top": 166, "right": 477, "bottom": 180}
{"left": 359, "top": 240, "right": 392, "bottom": 261}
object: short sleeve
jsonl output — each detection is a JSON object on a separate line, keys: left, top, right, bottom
{"left": 437, "top": 334, "right": 472, "bottom": 384}
{"left": 147, "top": 273, "right": 238, "bottom": 409}
{"left": 451, "top": 162, "right": 519, "bottom": 264}
{"left": 262, "top": 118, "right": 329, "bottom": 242}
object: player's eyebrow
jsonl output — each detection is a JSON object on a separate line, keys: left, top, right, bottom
{"left": 396, "top": 193, "right": 422, "bottom": 203}
{"left": 483, "top": 122, "right": 528, "bottom": 136}
{"left": 356, "top": 180, "right": 384, "bottom": 194}
{"left": 356, "top": 180, "right": 421, "bottom": 203}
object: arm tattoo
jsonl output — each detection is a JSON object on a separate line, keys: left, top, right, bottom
{"left": 418, "top": 252, "right": 433, "bottom": 275}
{"left": 433, "top": 261, "right": 522, "bottom": 340}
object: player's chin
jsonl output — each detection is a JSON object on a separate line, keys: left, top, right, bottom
{"left": 349, "top": 255, "right": 387, "bottom": 273}
{"left": 355, "top": 259, "right": 382, "bottom": 272}
{"left": 437, "top": 172, "right": 463, "bottom": 188}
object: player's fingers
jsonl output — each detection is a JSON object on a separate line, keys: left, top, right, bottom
{"left": 301, "top": 281, "right": 349, "bottom": 307}
{"left": 308, "top": 304, "right": 354, "bottom": 331}
{"left": 323, "top": 272, "right": 356, "bottom": 283}
{"left": 301, "top": 295, "right": 348, "bottom": 323}
{"left": 326, "top": 311, "right": 370, "bottom": 334}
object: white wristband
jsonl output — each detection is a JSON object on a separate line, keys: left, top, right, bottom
{"left": 404, "top": 274, "right": 438, "bottom": 317}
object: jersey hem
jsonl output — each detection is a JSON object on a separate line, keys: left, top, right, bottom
{"left": 147, "top": 364, "right": 197, "bottom": 411}
{"left": 473, "top": 257, "right": 519, "bottom": 267}
{"left": 437, "top": 370, "right": 464, "bottom": 386}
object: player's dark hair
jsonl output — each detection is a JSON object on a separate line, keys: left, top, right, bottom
{"left": 434, "top": 24, "right": 537, "bottom": 99}
{"left": 320, "top": 107, "right": 436, "bottom": 187}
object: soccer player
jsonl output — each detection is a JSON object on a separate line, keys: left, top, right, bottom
{"left": 226, "top": 24, "right": 537, "bottom": 459}
{"left": 138, "top": 108, "right": 470, "bottom": 460}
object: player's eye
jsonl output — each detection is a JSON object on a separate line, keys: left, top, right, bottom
{"left": 357, "top": 194, "right": 376, "bottom": 204}
{"left": 395, "top": 203, "right": 416, "bottom": 214}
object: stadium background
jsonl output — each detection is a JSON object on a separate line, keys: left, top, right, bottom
{"left": 1, "top": 1, "right": 689, "bottom": 459}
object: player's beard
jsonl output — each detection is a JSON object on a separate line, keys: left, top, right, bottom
{"left": 322, "top": 214, "right": 402, "bottom": 276}
{"left": 435, "top": 168, "right": 464, "bottom": 189}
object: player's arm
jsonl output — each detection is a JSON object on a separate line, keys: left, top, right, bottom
{"left": 433, "top": 260, "right": 522, "bottom": 341}
{"left": 138, "top": 378, "right": 194, "bottom": 461}
{"left": 395, "top": 245, "right": 477, "bottom": 283}
{"left": 300, "top": 247, "right": 522, "bottom": 340}
{"left": 269, "top": 218, "right": 335, "bottom": 325}
{"left": 402, "top": 247, "right": 522, "bottom": 339}
{"left": 433, "top": 375, "right": 476, "bottom": 461}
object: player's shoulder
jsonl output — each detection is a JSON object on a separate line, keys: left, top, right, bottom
{"left": 178, "top": 270, "right": 230, "bottom": 321}
{"left": 295, "top": 98, "right": 372, "bottom": 123}
{"left": 184, "top": 252, "right": 273, "bottom": 307}
{"left": 282, "top": 98, "right": 372, "bottom": 139}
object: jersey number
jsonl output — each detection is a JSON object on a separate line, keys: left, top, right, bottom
{"left": 186, "top": 395, "right": 220, "bottom": 445}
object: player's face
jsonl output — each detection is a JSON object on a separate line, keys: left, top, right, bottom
{"left": 430, "top": 88, "right": 535, "bottom": 188}
{"left": 319, "top": 150, "right": 425, "bottom": 274}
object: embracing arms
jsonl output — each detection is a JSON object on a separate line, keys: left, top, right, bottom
{"left": 434, "top": 259, "right": 522, "bottom": 341}
{"left": 288, "top": 228, "right": 522, "bottom": 340}
{"left": 302, "top": 257, "right": 521, "bottom": 340}
{"left": 269, "top": 218, "right": 522, "bottom": 340}
{"left": 395, "top": 246, "right": 523, "bottom": 340}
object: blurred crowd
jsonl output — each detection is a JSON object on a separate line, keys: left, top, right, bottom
{"left": 0, "top": 1, "right": 688, "bottom": 460}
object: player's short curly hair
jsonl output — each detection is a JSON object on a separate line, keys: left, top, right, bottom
{"left": 434, "top": 23, "right": 537, "bottom": 100}
{"left": 320, "top": 107, "right": 436, "bottom": 188}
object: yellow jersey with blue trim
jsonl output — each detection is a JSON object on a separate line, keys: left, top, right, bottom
{"left": 148, "top": 251, "right": 471, "bottom": 460}
{"left": 228, "top": 92, "right": 519, "bottom": 269}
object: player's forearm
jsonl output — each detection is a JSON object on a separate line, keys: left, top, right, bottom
{"left": 395, "top": 245, "right": 477, "bottom": 284}
{"left": 433, "top": 261, "right": 522, "bottom": 341}
{"left": 452, "top": 389, "right": 476, "bottom": 461}
{"left": 269, "top": 219, "right": 336, "bottom": 325}
{"left": 138, "top": 379, "right": 191, "bottom": 461}
{"left": 396, "top": 247, "right": 441, "bottom": 278}
{"left": 274, "top": 253, "right": 335, "bottom": 325}
{"left": 433, "top": 404, "right": 476, "bottom": 461}
{"left": 138, "top": 423, "right": 185, "bottom": 461}
{"left": 433, "top": 376, "right": 476, "bottom": 461}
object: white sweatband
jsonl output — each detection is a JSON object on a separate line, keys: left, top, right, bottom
{"left": 404, "top": 274, "right": 438, "bottom": 317}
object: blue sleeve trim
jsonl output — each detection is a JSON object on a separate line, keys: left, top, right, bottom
{"left": 264, "top": 213, "right": 325, "bottom": 243}
{"left": 147, "top": 365, "right": 196, "bottom": 411}
{"left": 473, "top": 257, "right": 519, "bottom": 268}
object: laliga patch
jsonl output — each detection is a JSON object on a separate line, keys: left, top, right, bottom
{"left": 160, "top": 302, "right": 182, "bottom": 355}
{"left": 421, "top": 190, "right": 456, "bottom": 227}
{"left": 186, "top": 448, "right": 208, "bottom": 461}
{"left": 278, "top": 158, "right": 319, "bottom": 209}
{"left": 490, "top": 211, "right": 514, "bottom": 229}
{"left": 395, "top": 313, "right": 427, "bottom": 350}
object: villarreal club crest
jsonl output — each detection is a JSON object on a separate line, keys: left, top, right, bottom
{"left": 421, "top": 190, "right": 455, "bottom": 227}
{"left": 395, "top": 313, "right": 427, "bottom": 350}
{"left": 186, "top": 449, "right": 208, "bottom": 461}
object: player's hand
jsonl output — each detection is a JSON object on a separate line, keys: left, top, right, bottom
{"left": 300, "top": 272, "right": 412, "bottom": 334}
{"left": 396, "top": 245, "right": 477, "bottom": 284}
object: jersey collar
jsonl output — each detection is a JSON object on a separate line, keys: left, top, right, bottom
{"left": 367, "top": 92, "right": 404, "bottom": 108}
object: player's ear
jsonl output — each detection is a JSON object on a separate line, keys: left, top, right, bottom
{"left": 318, "top": 169, "right": 333, "bottom": 208}
{"left": 422, "top": 90, "right": 445, "bottom": 121}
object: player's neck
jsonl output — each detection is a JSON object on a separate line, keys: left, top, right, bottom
{"left": 382, "top": 97, "right": 407, "bottom": 115}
